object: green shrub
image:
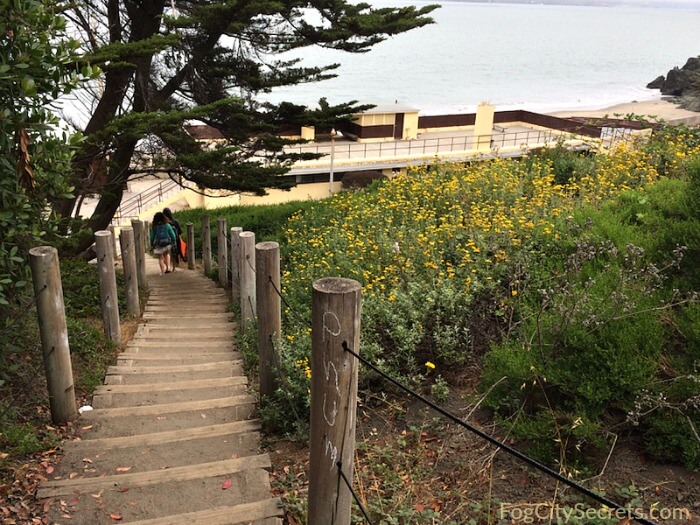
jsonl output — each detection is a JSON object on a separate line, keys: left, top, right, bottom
{"left": 60, "top": 257, "right": 127, "bottom": 318}
{"left": 66, "top": 317, "right": 117, "bottom": 394}
{"left": 644, "top": 412, "right": 700, "bottom": 469}
{"left": 174, "top": 200, "right": 315, "bottom": 257}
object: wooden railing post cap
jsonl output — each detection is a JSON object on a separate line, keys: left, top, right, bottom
{"left": 256, "top": 241, "right": 279, "bottom": 251}
{"left": 95, "top": 230, "right": 111, "bottom": 238}
{"left": 313, "top": 277, "right": 361, "bottom": 294}
{"left": 29, "top": 246, "right": 57, "bottom": 258}
{"left": 240, "top": 231, "right": 255, "bottom": 238}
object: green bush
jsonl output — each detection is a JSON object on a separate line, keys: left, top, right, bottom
{"left": 66, "top": 317, "right": 117, "bottom": 394}
{"left": 174, "top": 200, "right": 315, "bottom": 258}
{"left": 60, "top": 257, "right": 127, "bottom": 318}
{"left": 482, "top": 175, "right": 700, "bottom": 468}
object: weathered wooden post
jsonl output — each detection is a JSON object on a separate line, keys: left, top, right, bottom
{"left": 95, "top": 230, "right": 121, "bottom": 343}
{"left": 119, "top": 227, "right": 140, "bottom": 316}
{"left": 308, "top": 278, "right": 362, "bottom": 525}
{"left": 186, "top": 222, "right": 195, "bottom": 270}
{"left": 217, "top": 218, "right": 228, "bottom": 288}
{"left": 255, "top": 242, "right": 281, "bottom": 398}
{"left": 131, "top": 219, "right": 147, "bottom": 289}
{"left": 239, "top": 231, "right": 256, "bottom": 330}
{"left": 202, "top": 215, "right": 212, "bottom": 275}
{"left": 143, "top": 220, "right": 150, "bottom": 252}
{"left": 108, "top": 225, "right": 119, "bottom": 259}
{"left": 230, "top": 227, "right": 243, "bottom": 303}
{"left": 28, "top": 246, "right": 78, "bottom": 424}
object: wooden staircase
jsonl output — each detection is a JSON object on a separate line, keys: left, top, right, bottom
{"left": 39, "top": 259, "right": 282, "bottom": 524}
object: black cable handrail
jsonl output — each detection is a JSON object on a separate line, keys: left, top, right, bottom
{"left": 251, "top": 270, "right": 656, "bottom": 523}
{"left": 337, "top": 461, "right": 374, "bottom": 525}
{"left": 340, "top": 341, "right": 657, "bottom": 525}
{"left": 0, "top": 285, "right": 46, "bottom": 338}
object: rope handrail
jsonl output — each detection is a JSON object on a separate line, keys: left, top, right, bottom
{"left": 340, "top": 341, "right": 657, "bottom": 525}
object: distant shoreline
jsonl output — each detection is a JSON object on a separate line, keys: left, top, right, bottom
{"left": 547, "top": 98, "right": 700, "bottom": 123}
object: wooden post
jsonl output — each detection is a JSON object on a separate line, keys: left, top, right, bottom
{"left": 255, "top": 242, "right": 281, "bottom": 398}
{"left": 143, "top": 220, "right": 150, "bottom": 252}
{"left": 119, "top": 227, "right": 140, "bottom": 316}
{"left": 308, "top": 278, "right": 362, "bottom": 525}
{"left": 186, "top": 222, "right": 195, "bottom": 270}
{"left": 28, "top": 246, "right": 78, "bottom": 424}
{"left": 109, "top": 225, "right": 119, "bottom": 259}
{"left": 202, "top": 215, "right": 212, "bottom": 275}
{"left": 239, "top": 231, "right": 256, "bottom": 330}
{"left": 132, "top": 219, "right": 147, "bottom": 289}
{"left": 230, "top": 227, "right": 243, "bottom": 304}
{"left": 217, "top": 218, "right": 228, "bottom": 288}
{"left": 95, "top": 230, "right": 121, "bottom": 343}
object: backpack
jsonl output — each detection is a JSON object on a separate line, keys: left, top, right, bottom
{"left": 154, "top": 224, "right": 171, "bottom": 248}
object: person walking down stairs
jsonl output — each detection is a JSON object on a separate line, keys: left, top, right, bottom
{"left": 163, "top": 207, "right": 183, "bottom": 272}
{"left": 150, "top": 211, "right": 177, "bottom": 275}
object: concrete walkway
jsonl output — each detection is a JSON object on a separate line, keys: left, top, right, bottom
{"left": 39, "top": 257, "right": 282, "bottom": 524}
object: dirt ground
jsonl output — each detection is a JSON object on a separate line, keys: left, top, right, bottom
{"left": 267, "top": 385, "right": 700, "bottom": 525}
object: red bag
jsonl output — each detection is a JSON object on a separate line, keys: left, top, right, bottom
{"left": 178, "top": 236, "right": 188, "bottom": 261}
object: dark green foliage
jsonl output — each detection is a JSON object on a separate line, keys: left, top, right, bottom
{"left": 482, "top": 174, "right": 700, "bottom": 469}
{"left": 66, "top": 317, "right": 117, "bottom": 394}
{"left": 0, "top": 0, "right": 87, "bottom": 306}
{"left": 644, "top": 412, "right": 700, "bottom": 469}
{"left": 524, "top": 143, "right": 595, "bottom": 185}
{"left": 60, "top": 258, "right": 128, "bottom": 318}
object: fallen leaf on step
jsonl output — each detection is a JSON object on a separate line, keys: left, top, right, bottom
{"left": 115, "top": 466, "right": 132, "bottom": 472}
{"left": 117, "top": 487, "right": 130, "bottom": 493}
{"left": 67, "top": 497, "right": 79, "bottom": 506}
{"left": 109, "top": 513, "right": 123, "bottom": 520}
{"left": 221, "top": 479, "right": 231, "bottom": 490}
{"left": 82, "top": 458, "right": 93, "bottom": 464}
{"left": 82, "top": 425, "right": 93, "bottom": 430}
{"left": 46, "top": 466, "right": 54, "bottom": 474}
{"left": 69, "top": 472, "right": 78, "bottom": 479}
{"left": 200, "top": 413, "right": 207, "bottom": 418}
{"left": 90, "top": 490, "right": 103, "bottom": 499}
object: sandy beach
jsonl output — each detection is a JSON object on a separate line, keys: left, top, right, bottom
{"left": 549, "top": 98, "right": 700, "bottom": 124}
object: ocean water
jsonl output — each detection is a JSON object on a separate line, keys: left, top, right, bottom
{"left": 262, "top": 1, "right": 700, "bottom": 115}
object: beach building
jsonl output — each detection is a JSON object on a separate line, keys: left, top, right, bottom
{"left": 108, "top": 103, "right": 653, "bottom": 225}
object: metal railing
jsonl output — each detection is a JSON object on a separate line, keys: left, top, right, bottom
{"left": 284, "top": 129, "right": 568, "bottom": 162}
{"left": 112, "top": 178, "right": 182, "bottom": 224}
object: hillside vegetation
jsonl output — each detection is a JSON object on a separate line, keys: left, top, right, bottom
{"left": 237, "top": 126, "right": 700, "bottom": 476}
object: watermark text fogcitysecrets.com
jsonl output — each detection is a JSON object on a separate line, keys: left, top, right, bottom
{"left": 500, "top": 502, "right": 693, "bottom": 523}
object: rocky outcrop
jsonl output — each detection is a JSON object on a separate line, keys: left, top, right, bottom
{"left": 648, "top": 56, "right": 700, "bottom": 96}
